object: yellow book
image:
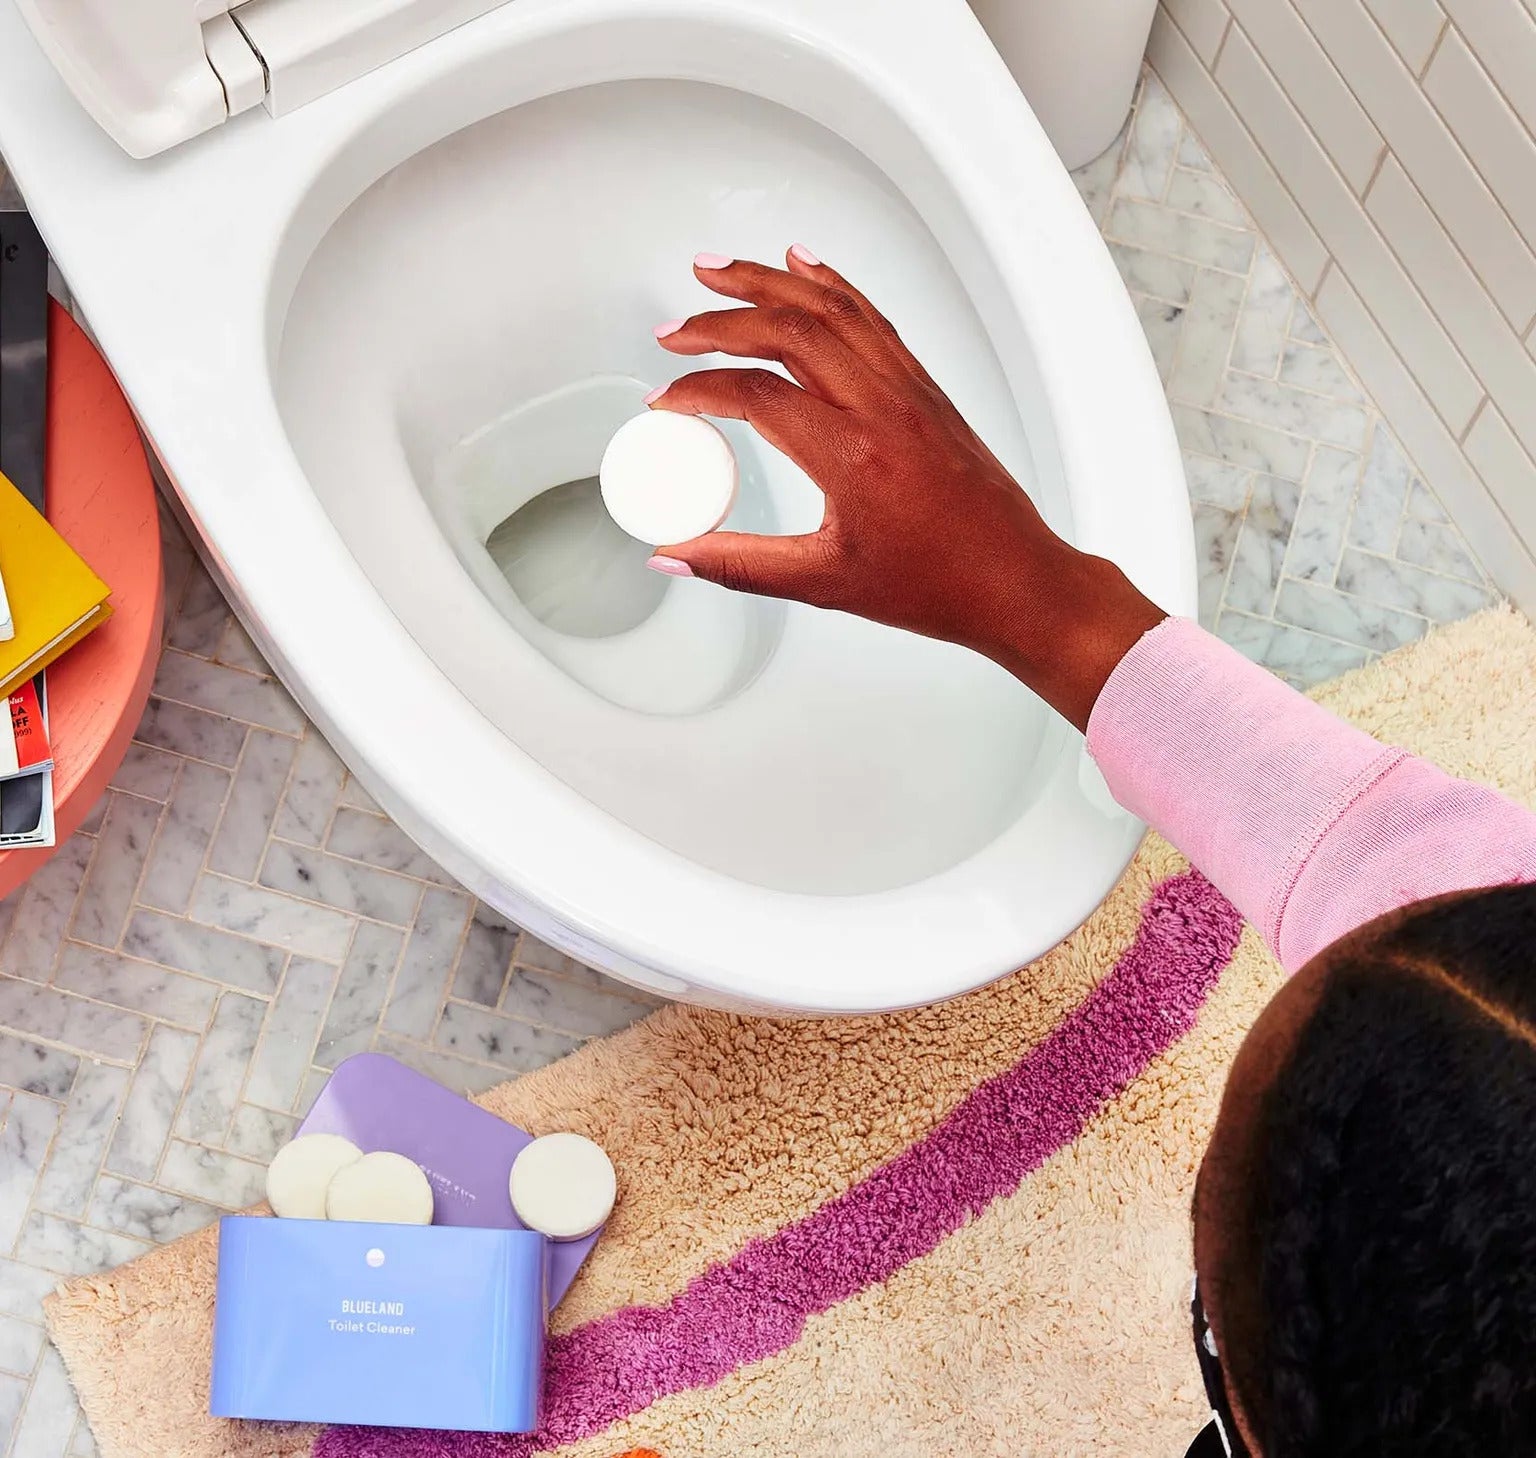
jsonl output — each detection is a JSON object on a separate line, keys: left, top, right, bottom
{"left": 0, "top": 469, "right": 113, "bottom": 700}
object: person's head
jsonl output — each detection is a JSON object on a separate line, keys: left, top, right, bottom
{"left": 1193, "top": 884, "right": 1536, "bottom": 1457}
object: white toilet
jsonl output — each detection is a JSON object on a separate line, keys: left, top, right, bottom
{"left": 0, "top": 0, "right": 1194, "bottom": 1013}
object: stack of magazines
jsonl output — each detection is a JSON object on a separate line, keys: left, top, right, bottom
{"left": 1, "top": 209, "right": 58, "bottom": 847}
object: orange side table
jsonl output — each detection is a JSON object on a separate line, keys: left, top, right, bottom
{"left": 0, "top": 300, "right": 164, "bottom": 899}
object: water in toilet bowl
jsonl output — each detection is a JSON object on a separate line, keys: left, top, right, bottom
{"left": 429, "top": 373, "right": 783, "bottom": 717}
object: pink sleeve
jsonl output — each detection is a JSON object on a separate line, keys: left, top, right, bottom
{"left": 1085, "top": 616, "right": 1536, "bottom": 971}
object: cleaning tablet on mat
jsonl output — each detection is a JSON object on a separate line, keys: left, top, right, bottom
{"left": 509, "top": 1133, "right": 617, "bottom": 1241}
{"left": 265, "top": 1133, "right": 363, "bottom": 1219}
{"left": 325, "top": 1150, "right": 435, "bottom": 1225}
{"left": 599, "top": 410, "right": 738, "bottom": 544}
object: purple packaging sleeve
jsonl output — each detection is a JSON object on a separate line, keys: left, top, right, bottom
{"left": 210, "top": 1217, "right": 547, "bottom": 1433}
{"left": 297, "top": 1053, "right": 600, "bottom": 1307}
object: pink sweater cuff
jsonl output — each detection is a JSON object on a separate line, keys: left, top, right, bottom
{"left": 1085, "top": 617, "right": 1536, "bottom": 969}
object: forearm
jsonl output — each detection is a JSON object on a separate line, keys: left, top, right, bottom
{"left": 1081, "top": 616, "right": 1536, "bottom": 970}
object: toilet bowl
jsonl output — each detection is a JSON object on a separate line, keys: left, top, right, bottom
{"left": 0, "top": 0, "right": 1195, "bottom": 1012}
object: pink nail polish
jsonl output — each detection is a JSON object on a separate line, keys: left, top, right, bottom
{"left": 642, "top": 385, "right": 666, "bottom": 405}
{"left": 789, "top": 243, "right": 821, "bottom": 267}
{"left": 654, "top": 318, "right": 686, "bottom": 339}
{"left": 694, "top": 253, "right": 733, "bottom": 270}
{"left": 646, "top": 555, "right": 694, "bottom": 578}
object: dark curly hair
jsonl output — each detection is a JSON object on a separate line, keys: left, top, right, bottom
{"left": 1250, "top": 884, "right": 1536, "bottom": 1457}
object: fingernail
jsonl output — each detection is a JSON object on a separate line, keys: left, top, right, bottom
{"left": 789, "top": 243, "right": 821, "bottom": 266}
{"left": 654, "top": 318, "right": 686, "bottom": 339}
{"left": 646, "top": 555, "right": 694, "bottom": 577}
{"left": 642, "top": 385, "right": 666, "bottom": 406}
{"left": 694, "top": 252, "right": 733, "bottom": 270}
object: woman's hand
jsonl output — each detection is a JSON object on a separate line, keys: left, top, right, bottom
{"left": 647, "top": 247, "right": 1166, "bottom": 732}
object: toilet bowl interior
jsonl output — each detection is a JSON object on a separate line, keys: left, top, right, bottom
{"left": 276, "top": 77, "right": 1065, "bottom": 896}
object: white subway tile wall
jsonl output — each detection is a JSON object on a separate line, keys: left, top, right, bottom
{"left": 0, "top": 78, "right": 1503, "bottom": 1451}
{"left": 1153, "top": 0, "right": 1536, "bottom": 612}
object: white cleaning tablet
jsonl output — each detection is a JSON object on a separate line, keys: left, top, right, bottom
{"left": 599, "top": 410, "right": 738, "bottom": 545}
{"left": 509, "top": 1133, "right": 617, "bottom": 1241}
{"left": 325, "top": 1150, "right": 435, "bottom": 1226}
{"left": 265, "top": 1133, "right": 363, "bottom": 1220}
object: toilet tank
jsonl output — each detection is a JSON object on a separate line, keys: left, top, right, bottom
{"left": 11, "top": 0, "right": 515, "bottom": 157}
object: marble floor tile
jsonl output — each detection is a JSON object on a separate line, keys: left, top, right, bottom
{"left": 432, "top": 1002, "right": 582, "bottom": 1075}
{"left": 0, "top": 1314, "right": 45, "bottom": 1377}
{"left": 451, "top": 907, "right": 518, "bottom": 1008}
{"left": 1347, "top": 423, "right": 1416, "bottom": 554}
{"left": 1192, "top": 503, "right": 1242, "bottom": 629}
{"left": 106, "top": 743, "right": 180, "bottom": 802}
{"left": 258, "top": 841, "right": 423, "bottom": 927}
{"left": 189, "top": 875, "right": 354, "bottom": 963}
{"left": 225, "top": 1104, "right": 297, "bottom": 1163}
{"left": 1169, "top": 268, "right": 1247, "bottom": 406}
{"left": 0, "top": 1039, "right": 77, "bottom": 1103}
{"left": 1108, "top": 196, "right": 1255, "bottom": 274}
{"left": 1230, "top": 249, "right": 1296, "bottom": 376}
{"left": 1117, "top": 72, "right": 1182, "bottom": 202}
{"left": 67, "top": 794, "right": 162, "bottom": 950}
{"left": 315, "top": 920, "right": 403, "bottom": 1068}
{"left": 243, "top": 957, "right": 338, "bottom": 1111}
{"left": 52, "top": 944, "right": 218, "bottom": 1030}
{"left": 323, "top": 808, "right": 455, "bottom": 885}
{"left": 0, "top": 980, "right": 146, "bottom": 1064}
{"left": 1274, "top": 578, "right": 1429, "bottom": 653}
{"left": 29, "top": 1063, "right": 129, "bottom": 1219}
{"left": 133, "top": 697, "right": 248, "bottom": 769}
{"left": 1107, "top": 242, "right": 1196, "bottom": 305}
{"left": 205, "top": 729, "right": 298, "bottom": 881}
{"left": 13, "top": 1213, "right": 150, "bottom": 1279}
{"left": 1216, "top": 373, "right": 1370, "bottom": 453}
{"left": 1281, "top": 446, "right": 1362, "bottom": 584}
{"left": 1225, "top": 475, "right": 1302, "bottom": 617}
{"left": 0, "top": 66, "right": 1504, "bottom": 1452}
{"left": 102, "top": 1025, "right": 198, "bottom": 1183}
{"left": 85, "top": 1176, "right": 220, "bottom": 1245}
{"left": 1171, "top": 404, "right": 1312, "bottom": 480}
{"left": 155, "top": 1141, "right": 266, "bottom": 1210}
{"left": 137, "top": 760, "right": 231, "bottom": 914}
{"left": 1396, "top": 516, "right": 1484, "bottom": 583}
{"left": 270, "top": 733, "right": 346, "bottom": 847}
{"left": 381, "top": 887, "right": 472, "bottom": 1039}
{"left": 9, "top": 1346, "right": 76, "bottom": 1458}
{"left": 121, "top": 909, "right": 284, "bottom": 995}
{"left": 1278, "top": 341, "right": 1365, "bottom": 403}
{"left": 1182, "top": 455, "right": 1253, "bottom": 511}
{"left": 175, "top": 993, "right": 266, "bottom": 1144}
{"left": 0, "top": 1094, "right": 61, "bottom": 1252}
{"left": 151, "top": 650, "right": 304, "bottom": 737}
{"left": 1334, "top": 550, "right": 1494, "bottom": 623}
{"left": 1, "top": 836, "right": 93, "bottom": 982}
{"left": 1165, "top": 167, "right": 1249, "bottom": 228}
{"left": 166, "top": 566, "right": 230, "bottom": 659}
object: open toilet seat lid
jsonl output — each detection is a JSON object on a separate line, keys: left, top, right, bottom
{"left": 12, "top": 0, "right": 514, "bottom": 158}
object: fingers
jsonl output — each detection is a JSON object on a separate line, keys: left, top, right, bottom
{"left": 650, "top": 530, "right": 837, "bottom": 606}
{"left": 780, "top": 247, "right": 942, "bottom": 394}
{"left": 656, "top": 304, "right": 868, "bottom": 408}
{"left": 648, "top": 368, "right": 847, "bottom": 484}
{"left": 690, "top": 253, "right": 917, "bottom": 386}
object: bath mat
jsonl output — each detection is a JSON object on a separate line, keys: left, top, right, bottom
{"left": 46, "top": 607, "right": 1536, "bottom": 1458}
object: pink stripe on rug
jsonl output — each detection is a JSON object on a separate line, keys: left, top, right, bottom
{"left": 318, "top": 871, "right": 1242, "bottom": 1458}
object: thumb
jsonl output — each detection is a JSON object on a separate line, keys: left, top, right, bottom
{"left": 648, "top": 531, "right": 832, "bottom": 604}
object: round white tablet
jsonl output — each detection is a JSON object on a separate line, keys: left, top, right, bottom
{"left": 599, "top": 410, "right": 738, "bottom": 545}
{"left": 265, "top": 1133, "right": 363, "bottom": 1220}
{"left": 324, "top": 1150, "right": 435, "bottom": 1226}
{"left": 509, "top": 1133, "right": 617, "bottom": 1241}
